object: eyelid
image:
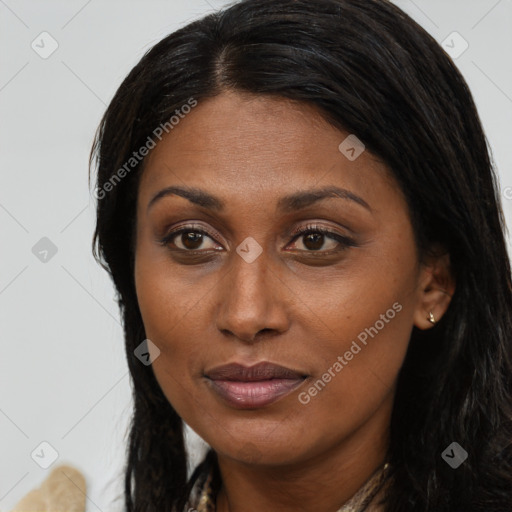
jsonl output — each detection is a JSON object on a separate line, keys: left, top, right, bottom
{"left": 159, "top": 221, "right": 356, "bottom": 254}
{"left": 289, "top": 222, "right": 347, "bottom": 238}
{"left": 158, "top": 222, "right": 222, "bottom": 247}
{"left": 287, "top": 223, "right": 357, "bottom": 251}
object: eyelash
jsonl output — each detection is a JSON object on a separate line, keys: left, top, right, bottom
{"left": 158, "top": 223, "right": 356, "bottom": 255}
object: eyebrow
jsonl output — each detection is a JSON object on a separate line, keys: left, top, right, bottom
{"left": 147, "top": 185, "right": 372, "bottom": 213}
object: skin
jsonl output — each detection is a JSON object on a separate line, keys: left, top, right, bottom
{"left": 134, "top": 90, "right": 455, "bottom": 512}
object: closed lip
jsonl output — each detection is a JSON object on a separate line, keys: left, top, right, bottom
{"left": 204, "top": 362, "right": 308, "bottom": 409}
{"left": 204, "top": 361, "right": 307, "bottom": 381}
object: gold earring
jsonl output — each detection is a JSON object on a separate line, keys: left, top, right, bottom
{"left": 427, "top": 311, "right": 436, "bottom": 325}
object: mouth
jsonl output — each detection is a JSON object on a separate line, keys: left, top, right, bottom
{"left": 204, "top": 362, "right": 308, "bottom": 409}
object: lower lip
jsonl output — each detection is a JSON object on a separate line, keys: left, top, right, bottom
{"left": 207, "top": 378, "right": 305, "bottom": 409}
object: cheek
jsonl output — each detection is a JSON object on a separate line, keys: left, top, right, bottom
{"left": 295, "top": 301, "right": 413, "bottom": 446}
{"left": 293, "top": 240, "right": 418, "bottom": 413}
{"left": 134, "top": 237, "right": 203, "bottom": 344}
{"left": 135, "top": 276, "right": 206, "bottom": 422}
{"left": 134, "top": 244, "right": 217, "bottom": 415}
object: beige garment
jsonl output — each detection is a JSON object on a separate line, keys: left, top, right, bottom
{"left": 192, "top": 462, "right": 391, "bottom": 512}
{"left": 10, "top": 465, "right": 86, "bottom": 512}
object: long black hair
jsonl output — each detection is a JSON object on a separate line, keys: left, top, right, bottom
{"left": 89, "top": 0, "right": 512, "bottom": 510}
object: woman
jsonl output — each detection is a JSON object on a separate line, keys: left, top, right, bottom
{"left": 89, "top": 0, "right": 512, "bottom": 510}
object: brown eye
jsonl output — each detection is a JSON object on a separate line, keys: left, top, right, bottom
{"left": 180, "top": 231, "right": 206, "bottom": 250}
{"left": 301, "top": 232, "right": 329, "bottom": 251}
{"left": 159, "top": 225, "right": 221, "bottom": 252}
{"left": 289, "top": 225, "right": 356, "bottom": 253}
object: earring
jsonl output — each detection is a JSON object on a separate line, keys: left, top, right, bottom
{"left": 427, "top": 311, "right": 436, "bottom": 325}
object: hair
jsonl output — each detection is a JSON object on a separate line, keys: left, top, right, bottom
{"left": 89, "top": 0, "right": 512, "bottom": 510}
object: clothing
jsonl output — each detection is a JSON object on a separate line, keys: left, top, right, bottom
{"left": 187, "top": 462, "right": 391, "bottom": 512}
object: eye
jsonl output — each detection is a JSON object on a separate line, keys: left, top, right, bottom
{"left": 159, "top": 224, "right": 222, "bottom": 252}
{"left": 159, "top": 223, "right": 357, "bottom": 255}
{"left": 288, "top": 224, "right": 356, "bottom": 253}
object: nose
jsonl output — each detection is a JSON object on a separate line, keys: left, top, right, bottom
{"left": 215, "top": 247, "right": 290, "bottom": 344}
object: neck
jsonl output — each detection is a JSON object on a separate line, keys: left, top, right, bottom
{"left": 215, "top": 395, "right": 392, "bottom": 512}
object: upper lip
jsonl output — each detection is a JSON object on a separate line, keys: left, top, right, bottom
{"left": 205, "top": 362, "right": 307, "bottom": 381}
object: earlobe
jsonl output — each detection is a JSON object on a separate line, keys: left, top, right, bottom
{"left": 413, "top": 249, "right": 455, "bottom": 330}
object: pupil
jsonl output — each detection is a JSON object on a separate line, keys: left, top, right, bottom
{"left": 305, "top": 233, "right": 323, "bottom": 250}
{"left": 183, "top": 232, "right": 202, "bottom": 250}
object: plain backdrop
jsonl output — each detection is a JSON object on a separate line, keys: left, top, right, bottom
{"left": 1, "top": 0, "right": 511, "bottom": 510}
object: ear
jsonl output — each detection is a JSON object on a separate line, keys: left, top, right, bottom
{"left": 413, "top": 244, "right": 456, "bottom": 330}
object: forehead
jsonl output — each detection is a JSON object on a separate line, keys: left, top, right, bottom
{"left": 138, "top": 90, "right": 399, "bottom": 212}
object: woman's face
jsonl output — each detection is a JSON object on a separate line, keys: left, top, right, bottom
{"left": 134, "top": 91, "right": 436, "bottom": 467}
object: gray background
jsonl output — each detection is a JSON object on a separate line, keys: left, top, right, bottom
{"left": 1, "top": 0, "right": 511, "bottom": 510}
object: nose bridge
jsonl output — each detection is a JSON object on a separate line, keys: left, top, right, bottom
{"left": 216, "top": 245, "right": 287, "bottom": 342}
